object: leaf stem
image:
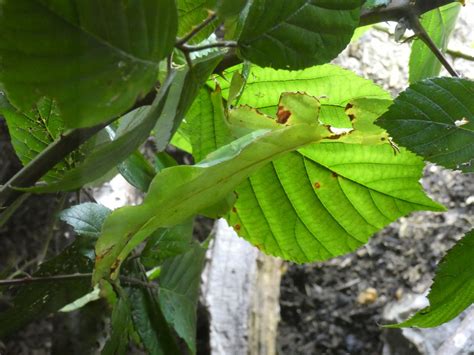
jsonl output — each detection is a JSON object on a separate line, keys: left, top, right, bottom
{"left": 408, "top": 13, "right": 459, "bottom": 77}
{"left": 176, "top": 12, "right": 218, "bottom": 46}
{"left": 181, "top": 41, "right": 238, "bottom": 52}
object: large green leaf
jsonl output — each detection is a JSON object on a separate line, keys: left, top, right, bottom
{"left": 409, "top": 3, "right": 461, "bottom": 83}
{"left": 94, "top": 123, "right": 332, "bottom": 282}
{"left": 214, "top": 66, "right": 444, "bottom": 263}
{"left": 227, "top": 142, "right": 444, "bottom": 263}
{"left": 0, "top": 95, "right": 81, "bottom": 181}
{"left": 237, "top": 0, "right": 360, "bottom": 69}
{"left": 391, "top": 230, "right": 474, "bottom": 328}
{"left": 216, "top": 0, "right": 249, "bottom": 19}
{"left": 377, "top": 78, "right": 474, "bottom": 172}
{"left": 0, "top": 0, "right": 177, "bottom": 128}
{"left": 0, "top": 236, "right": 95, "bottom": 337}
{"left": 159, "top": 243, "right": 207, "bottom": 354}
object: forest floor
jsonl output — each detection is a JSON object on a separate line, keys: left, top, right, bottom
{"left": 278, "top": 4, "right": 474, "bottom": 354}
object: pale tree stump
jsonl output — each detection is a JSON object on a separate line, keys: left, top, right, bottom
{"left": 201, "top": 219, "right": 283, "bottom": 355}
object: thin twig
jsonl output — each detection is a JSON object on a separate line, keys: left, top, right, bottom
{"left": 408, "top": 13, "right": 459, "bottom": 77}
{"left": 176, "top": 12, "right": 217, "bottom": 46}
{"left": 181, "top": 41, "right": 238, "bottom": 53}
{"left": 0, "top": 272, "right": 157, "bottom": 289}
{"left": 37, "top": 193, "right": 68, "bottom": 264}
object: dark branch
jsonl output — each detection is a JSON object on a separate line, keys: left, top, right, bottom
{"left": 0, "top": 273, "right": 156, "bottom": 289}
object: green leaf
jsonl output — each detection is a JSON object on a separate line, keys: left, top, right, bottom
{"left": 0, "top": 0, "right": 177, "bottom": 128}
{"left": 216, "top": 0, "right": 249, "bottom": 19}
{"left": 141, "top": 219, "right": 195, "bottom": 268}
{"left": 177, "top": 0, "right": 217, "bottom": 44}
{"left": 390, "top": 230, "right": 474, "bottom": 328}
{"left": 185, "top": 87, "right": 232, "bottom": 162}
{"left": 377, "top": 78, "right": 474, "bottom": 172}
{"left": 159, "top": 243, "right": 207, "bottom": 354}
{"left": 101, "top": 291, "right": 132, "bottom": 355}
{"left": 124, "top": 261, "right": 180, "bottom": 355}
{"left": 0, "top": 95, "right": 80, "bottom": 181}
{"left": 218, "top": 64, "right": 392, "bottom": 116}
{"left": 118, "top": 151, "right": 156, "bottom": 192}
{"left": 94, "top": 123, "right": 332, "bottom": 283}
{"left": 227, "top": 142, "right": 444, "bottom": 263}
{"left": 59, "top": 203, "right": 112, "bottom": 239}
{"left": 237, "top": 0, "right": 360, "bottom": 69}
{"left": 409, "top": 3, "right": 461, "bottom": 83}
{"left": 0, "top": 237, "right": 95, "bottom": 337}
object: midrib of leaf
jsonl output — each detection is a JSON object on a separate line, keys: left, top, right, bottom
{"left": 243, "top": 1, "right": 311, "bottom": 45}
{"left": 35, "top": 0, "right": 159, "bottom": 67}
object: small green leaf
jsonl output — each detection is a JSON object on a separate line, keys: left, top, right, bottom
{"left": 237, "top": 0, "right": 360, "bottom": 69}
{"left": 177, "top": 0, "right": 217, "bottom": 44}
{"left": 141, "top": 219, "right": 195, "bottom": 267}
{"left": 59, "top": 203, "right": 112, "bottom": 238}
{"left": 389, "top": 230, "right": 474, "bottom": 328}
{"left": 159, "top": 243, "right": 207, "bottom": 354}
{"left": 0, "top": 95, "right": 79, "bottom": 181}
{"left": 377, "top": 78, "right": 474, "bottom": 172}
{"left": 409, "top": 3, "right": 461, "bottom": 83}
{"left": 118, "top": 151, "right": 156, "bottom": 192}
{"left": 0, "top": 0, "right": 178, "bottom": 128}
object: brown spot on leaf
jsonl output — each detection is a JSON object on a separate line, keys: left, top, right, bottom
{"left": 277, "top": 106, "right": 291, "bottom": 124}
{"left": 232, "top": 207, "right": 237, "bottom": 213}
{"left": 110, "top": 259, "right": 121, "bottom": 274}
{"left": 348, "top": 114, "right": 356, "bottom": 121}
{"left": 314, "top": 182, "right": 321, "bottom": 189}
{"left": 234, "top": 224, "right": 241, "bottom": 232}
{"left": 332, "top": 172, "right": 338, "bottom": 178}
{"left": 345, "top": 103, "right": 354, "bottom": 111}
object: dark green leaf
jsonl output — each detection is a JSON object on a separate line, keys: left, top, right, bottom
{"left": 216, "top": 0, "right": 249, "bottom": 19}
{"left": 159, "top": 243, "right": 207, "bottom": 354}
{"left": 118, "top": 151, "right": 156, "bottom": 192}
{"left": 0, "top": 0, "right": 177, "bottom": 128}
{"left": 141, "top": 219, "right": 195, "bottom": 267}
{"left": 59, "top": 203, "right": 112, "bottom": 239}
{"left": 0, "top": 238, "right": 95, "bottom": 337}
{"left": 377, "top": 78, "right": 474, "bottom": 172}
{"left": 390, "top": 230, "right": 474, "bottom": 328}
{"left": 409, "top": 3, "right": 461, "bottom": 83}
{"left": 101, "top": 292, "right": 132, "bottom": 355}
{"left": 124, "top": 261, "right": 179, "bottom": 355}
{"left": 237, "top": 0, "right": 360, "bottom": 69}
